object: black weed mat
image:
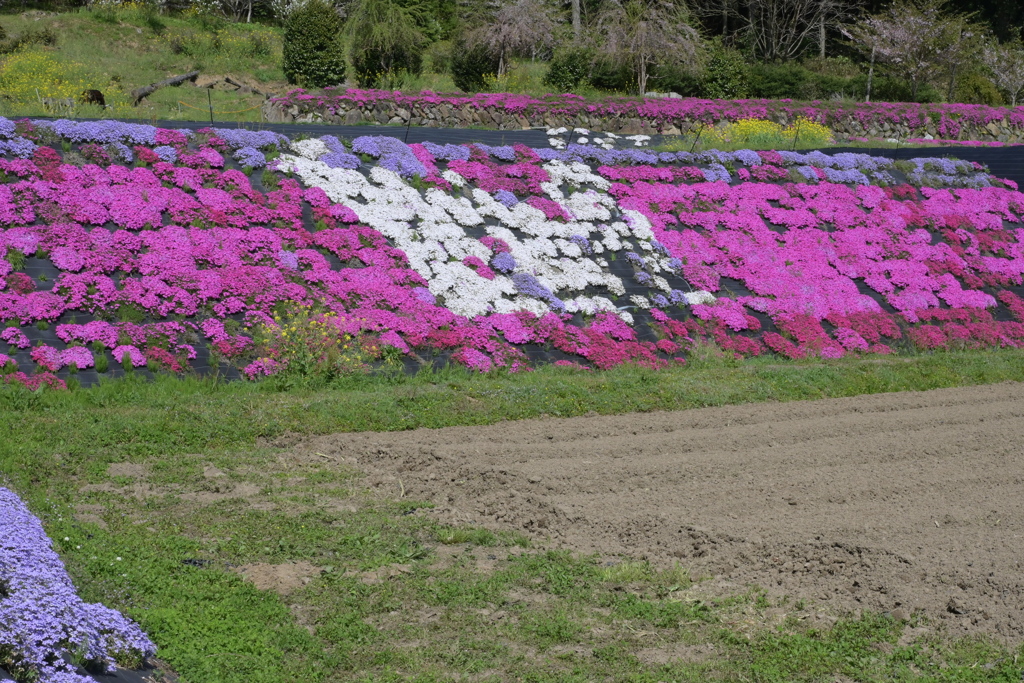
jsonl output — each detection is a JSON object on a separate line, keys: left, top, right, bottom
{"left": 1, "top": 659, "right": 174, "bottom": 683}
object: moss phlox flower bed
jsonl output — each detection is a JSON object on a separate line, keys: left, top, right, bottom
{"left": 2, "top": 117, "right": 1024, "bottom": 386}
{"left": 0, "top": 486, "right": 156, "bottom": 683}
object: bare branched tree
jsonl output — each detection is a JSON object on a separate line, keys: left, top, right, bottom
{"left": 268, "top": 0, "right": 311, "bottom": 22}
{"left": 845, "top": 0, "right": 981, "bottom": 101}
{"left": 688, "top": 0, "right": 741, "bottom": 41}
{"left": 594, "top": 0, "right": 702, "bottom": 95}
{"left": 746, "top": 0, "right": 851, "bottom": 62}
{"left": 984, "top": 39, "right": 1024, "bottom": 105}
{"left": 470, "top": 0, "right": 557, "bottom": 75}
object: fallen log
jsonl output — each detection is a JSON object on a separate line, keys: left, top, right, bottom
{"left": 224, "top": 75, "right": 272, "bottom": 99}
{"left": 130, "top": 70, "right": 200, "bottom": 106}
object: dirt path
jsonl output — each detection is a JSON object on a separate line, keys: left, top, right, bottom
{"left": 292, "top": 382, "right": 1024, "bottom": 640}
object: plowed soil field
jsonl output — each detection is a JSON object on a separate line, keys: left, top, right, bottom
{"left": 293, "top": 382, "right": 1024, "bottom": 640}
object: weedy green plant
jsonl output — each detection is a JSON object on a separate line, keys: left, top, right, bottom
{"left": 450, "top": 37, "right": 500, "bottom": 94}
{"left": 544, "top": 47, "right": 593, "bottom": 93}
{"left": 246, "top": 302, "right": 382, "bottom": 386}
{"left": 164, "top": 26, "right": 277, "bottom": 61}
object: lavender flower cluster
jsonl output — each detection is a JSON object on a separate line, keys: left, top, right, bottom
{"left": 907, "top": 157, "right": 992, "bottom": 188}
{"left": 821, "top": 167, "right": 870, "bottom": 184}
{"left": 535, "top": 144, "right": 660, "bottom": 166}
{"left": 777, "top": 150, "right": 888, "bottom": 172}
{"left": 0, "top": 115, "right": 1002, "bottom": 192}
{"left": 528, "top": 141, "right": 993, "bottom": 189}
{"left": 0, "top": 487, "right": 156, "bottom": 683}
{"left": 211, "top": 128, "right": 287, "bottom": 151}
{"left": 731, "top": 149, "right": 763, "bottom": 166}
{"left": 796, "top": 166, "right": 819, "bottom": 181}
{"left": 421, "top": 141, "right": 471, "bottom": 162}
{"left": 512, "top": 272, "right": 564, "bottom": 312}
{"left": 491, "top": 251, "right": 516, "bottom": 273}
{"left": 153, "top": 145, "right": 177, "bottom": 163}
{"left": 568, "top": 234, "right": 591, "bottom": 254}
{"left": 0, "top": 137, "right": 36, "bottom": 159}
{"left": 625, "top": 252, "right": 647, "bottom": 269}
{"left": 473, "top": 144, "right": 516, "bottom": 161}
{"left": 352, "top": 136, "right": 427, "bottom": 178}
{"left": 35, "top": 120, "right": 167, "bottom": 146}
{"left": 692, "top": 150, "right": 735, "bottom": 165}
{"left": 493, "top": 189, "right": 519, "bottom": 208}
{"left": 108, "top": 142, "right": 133, "bottom": 164}
{"left": 701, "top": 163, "right": 732, "bottom": 183}
{"left": 232, "top": 146, "right": 267, "bottom": 169}
{"left": 318, "top": 135, "right": 360, "bottom": 170}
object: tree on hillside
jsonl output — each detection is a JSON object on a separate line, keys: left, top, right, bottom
{"left": 469, "top": 0, "right": 557, "bottom": 76}
{"left": 844, "top": 0, "right": 963, "bottom": 101}
{"left": 346, "top": 0, "right": 425, "bottom": 86}
{"left": 593, "top": 0, "right": 702, "bottom": 95}
{"left": 932, "top": 12, "right": 985, "bottom": 101}
{"left": 689, "top": 0, "right": 852, "bottom": 60}
{"left": 746, "top": 0, "right": 851, "bottom": 61}
{"left": 984, "top": 39, "right": 1024, "bottom": 105}
{"left": 282, "top": 0, "right": 347, "bottom": 87}
{"left": 269, "top": 0, "right": 310, "bottom": 22}
{"left": 690, "top": 0, "right": 739, "bottom": 39}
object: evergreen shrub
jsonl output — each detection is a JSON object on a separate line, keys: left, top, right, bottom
{"left": 283, "top": 0, "right": 346, "bottom": 88}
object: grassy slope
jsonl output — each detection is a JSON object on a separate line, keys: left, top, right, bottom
{"left": 0, "top": 10, "right": 997, "bottom": 154}
{"left": 0, "top": 9, "right": 283, "bottom": 122}
{"left": 3, "top": 350, "right": 1024, "bottom": 682}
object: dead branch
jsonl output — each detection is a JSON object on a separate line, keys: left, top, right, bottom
{"left": 224, "top": 76, "right": 273, "bottom": 99}
{"left": 130, "top": 70, "right": 200, "bottom": 106}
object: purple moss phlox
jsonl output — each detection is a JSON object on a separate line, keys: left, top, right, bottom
{"left": 0, "top": 487, "right": 156, "bottom": 683}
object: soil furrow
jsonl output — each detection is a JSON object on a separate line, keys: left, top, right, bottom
{"left": 292, "top": 382, "right": 1024, "bottom": 639}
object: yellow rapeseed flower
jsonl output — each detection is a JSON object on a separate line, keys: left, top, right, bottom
{"left": 702, "top": 117, "right": 833, "bottom": 148}
{"left": 0, "top": 49, "right": 131, "bottom": 113}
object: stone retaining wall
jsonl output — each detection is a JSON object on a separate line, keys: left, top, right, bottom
{"left": 262, "top": 90, "right": 1024, "bottom": 142}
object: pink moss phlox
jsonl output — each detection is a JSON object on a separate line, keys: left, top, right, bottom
{"left": 112, "top": 344, "right": 146, "bottom": 367}
{"left": 270, "top": 89, "right": 1024, "bottom": 137}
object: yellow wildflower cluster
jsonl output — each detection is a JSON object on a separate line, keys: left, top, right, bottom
{"left": 0, "top": 50, "right": 130, "bottom": 114}
{"left": 702, "top": 117, "right": 834, "bottom": 148}
{"left": 783, "top": 117, "right": 834, "bottom": 146}
{"left": 257, "top": 303, "right": 371, "bottom": 377}
{"left": 482, "top": 67, "right": 534, "bottom": 95}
